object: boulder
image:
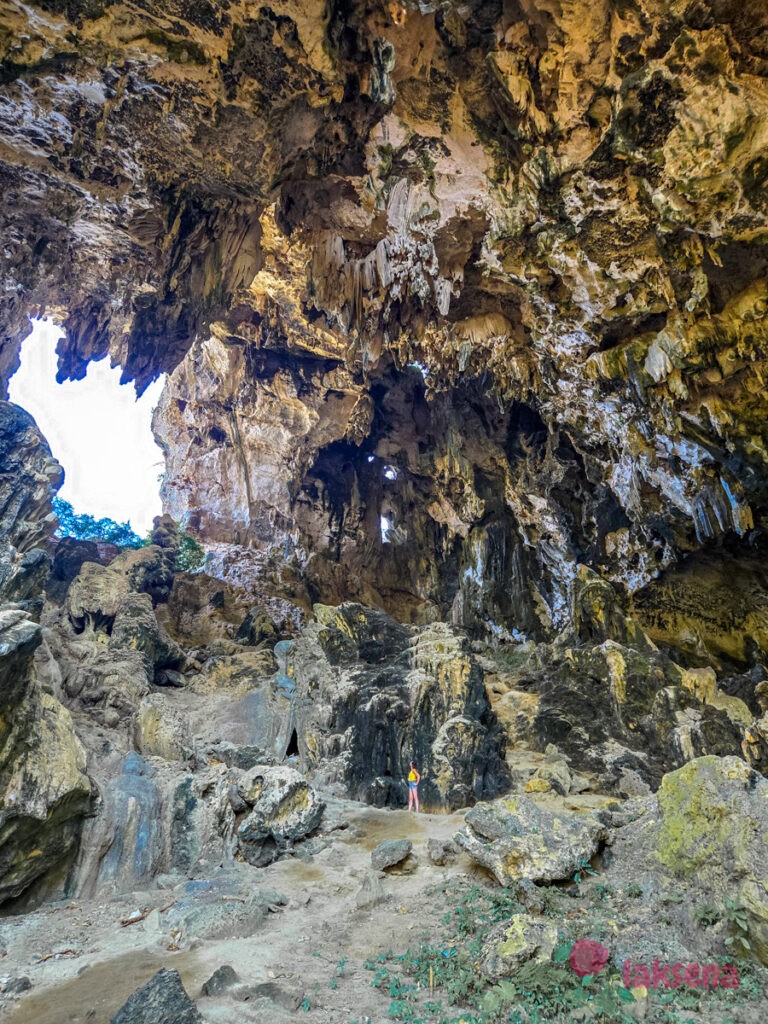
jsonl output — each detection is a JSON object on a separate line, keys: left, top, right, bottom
{"left": 236, "top": 765, "right": 324, "bottom": 866}
{"left": 454, "top": 794, "right": 606, "bottom": 886}
{"left": 653, "top": 755, "right": 768, "bottom": 964}
{"left": 110, "top": 968, "right": 202, "bottom": 1024}
{"left": 371, "top": 838, "right": 412, "bottom": 870}
{"left": 169, "top": 770, "right": 237, "bottom": 875}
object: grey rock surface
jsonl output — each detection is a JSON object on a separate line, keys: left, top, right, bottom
{"left": 371, "top": 838, "right": 413, "bottom": 870}
{"left": 109, "top": 968, "right": 202, "bottom": 1024}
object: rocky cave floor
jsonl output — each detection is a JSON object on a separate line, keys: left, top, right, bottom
{"left": 2, "top": 779, "right": 768, "bottom": 1024}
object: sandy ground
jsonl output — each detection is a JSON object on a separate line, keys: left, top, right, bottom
{"left": 0, "top": 803, "right": 480, "bottom": 1024}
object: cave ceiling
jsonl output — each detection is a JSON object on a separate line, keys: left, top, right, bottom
{"left": 2, "top": 0, "right": 768, "bottom": 650}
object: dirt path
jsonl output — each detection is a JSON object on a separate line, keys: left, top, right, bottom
{"left": 1, "top": 804, "right": 475, "bottom": 1023}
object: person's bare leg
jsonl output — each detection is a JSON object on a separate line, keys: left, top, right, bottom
{"left": 415, "top": 790, "right": 419, "bottom": 813}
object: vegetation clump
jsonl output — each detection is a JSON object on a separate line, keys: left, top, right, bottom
{"left": 53, "top": 497, "right": 144, "bottom": 548}
{"left": 54, "top": 497, "right": 206, "bottom": 571}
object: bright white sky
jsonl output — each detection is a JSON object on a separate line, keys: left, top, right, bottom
{"left": 9, "top": 319, "right": 166, "bottom": 534}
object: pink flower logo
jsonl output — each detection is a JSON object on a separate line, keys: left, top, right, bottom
{"left": 569, "top": 939, "right": 610, "bottom": 977}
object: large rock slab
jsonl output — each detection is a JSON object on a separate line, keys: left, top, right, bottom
{"left": 454, "top": 794, "right": 606, "bottom": 886}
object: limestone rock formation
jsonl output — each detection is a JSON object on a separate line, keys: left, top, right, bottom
{"left": 0, "top": 402, "right": 62, "bottom": 607}
{"left": 74, "top": 752, "right": 164, "bottom": 898}
{"left": 0, "top": 607, "right": 92, "bottom": 902}
{"left": 489, "top": 566, "right": 755, "bottom": 792}
{"left": 1, "top": 1, "right": 767, "bottom": 652}
{"left": 3, "top": 0, "right": 768, "bottom": 946}
{"left": 291, "top": 603, "right": 510, "bottom": 809}
{"left": 0, "top": 406, "right": 93, "bottom": 904}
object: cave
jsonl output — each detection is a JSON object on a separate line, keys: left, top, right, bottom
{"left": 2, "top": 1, "right": 768, "bottom": 1017}
{"left": 285, "top": 727, "right": 300, "bottom": 758}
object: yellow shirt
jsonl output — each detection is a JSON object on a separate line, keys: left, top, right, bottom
{"left": 408, "top": 770, "right": 418, "bottom": 782}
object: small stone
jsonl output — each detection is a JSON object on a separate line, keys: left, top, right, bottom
{"left": 4, "top": 976, "right": 32, "bottom": 995}
{"left": 480, "top": 913, "right": 559, "bottom": 980}
{"left": 371, "top": 838, "right": 412, "bottom": 870}
{"left": 427, "top": 837, "right": 458, "bottom": 866}
{"left": 201, "top": 965, "right": 239, "bottom": 997}
{"left": 236, "top": 982, "right": 302, "bottom": 1010}
{"left": 355, "top": 870, "right": 388, "bottom": 909}
{"left": 524, "top": 777, "right": 552, "bottom": 793}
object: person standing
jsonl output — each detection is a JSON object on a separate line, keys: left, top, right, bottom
{"left": 407, "top": 760, "right": 421, "bottom": 813}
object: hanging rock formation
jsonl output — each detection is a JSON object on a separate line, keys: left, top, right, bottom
{"left": 0, "top": 0, "right": 766, "bottom": 645}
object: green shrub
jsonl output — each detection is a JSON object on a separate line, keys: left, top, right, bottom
{"left": 175, "top": 531, "right": 205, "bottom": 572}
{"left": 694, "top": 903, "right": 721, "bottom": 928}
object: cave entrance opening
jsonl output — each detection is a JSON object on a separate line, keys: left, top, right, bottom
{"left": 8, "top": 318, "right": 166, "bottom": 540}
{"left": 285, "top": 728, "right": 300, "bottom": 758}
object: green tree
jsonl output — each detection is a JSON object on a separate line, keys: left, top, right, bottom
{"left": 52, "top": 497, "right": 145, "bottom": 548}
{"left": 175, "top": 531, "right": 205, "bottom": 572}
